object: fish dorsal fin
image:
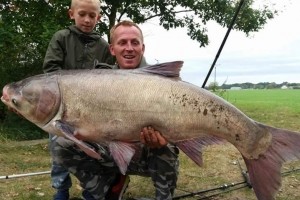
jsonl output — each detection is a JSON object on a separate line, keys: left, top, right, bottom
{"left": 109, "top": 142, "right": 136, "bottom": 175}
{"left": 176, "top": 136, "right": 224, "bottom": 166}
{"left": 139, "top": 61, "right": 183, "bottom": 77}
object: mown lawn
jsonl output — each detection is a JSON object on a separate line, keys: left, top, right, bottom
{"left": 225, "top": 89, "right": 300, "bottom": 131}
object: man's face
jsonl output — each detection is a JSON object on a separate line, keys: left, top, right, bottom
{"left": 68, "top": 1, "right": 100, "bottom": 33}
{"left": 110, "top": 26, "right": 145, "bottom": 69}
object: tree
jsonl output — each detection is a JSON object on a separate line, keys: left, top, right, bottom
{"left": 208, "top": 81, "right": 219, "bottom": 92}
{"left": 101, "top": 0, "right": 277, "bottom": 45}
{"left": 0, "top": 0, "right": 71, "bottom": 80}
{"left": 0, "top": 0, "right": 277, "bottom": 64}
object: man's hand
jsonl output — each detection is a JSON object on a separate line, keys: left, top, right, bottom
{"left": 140, "top": 126, "right": 168, "bottom": 148}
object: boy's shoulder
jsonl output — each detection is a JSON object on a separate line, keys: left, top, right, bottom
{"left": 53, "top": 27, "right": 71, "bottom": 38}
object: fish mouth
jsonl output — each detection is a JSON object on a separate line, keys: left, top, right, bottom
{"left": 1, "top": 85, "right": 22, "bottom": 117}
{"left": 1, "top": 86, "right": 9, "bottom": 103}
{"left": 0, "top": 95, "right": 5, "bottom": 103}
{"left": 0, "top": 95, "right": 9, "bottom": 104}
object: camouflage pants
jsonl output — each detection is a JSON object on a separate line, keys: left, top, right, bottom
{"left": 52, "top": 136, "right": 179, "bottom": 200}
{"left": 49, "top": 134, "right": 72, "bottom": 190}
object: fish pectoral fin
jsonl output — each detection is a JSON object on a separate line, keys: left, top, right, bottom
{"left": 54, "top": 120, "right": 101, "bottom": 160}
{"left": 108, "top": 142, "right": 135, "bottom": 175}
{"left": 176, "top": 136, "right": 224, "bottom": 166}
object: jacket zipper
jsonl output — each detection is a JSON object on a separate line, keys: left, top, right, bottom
{"left": 82, "top": 43, "right": 88, "bottom": 68}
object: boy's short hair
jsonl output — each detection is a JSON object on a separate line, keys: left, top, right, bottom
{"left": 70, "top": 0, "right": 101, "bottom": 13}
{"left": 110, "top": 20, "right": 144, "bottom": 43}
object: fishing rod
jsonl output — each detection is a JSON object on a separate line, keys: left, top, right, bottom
{"left": 129, "top": 182, "right": 248, "bottom": 200}
{"left": 173, "top": 181, "right": 247, "bottom": 200}
{"left": 201, "top": 0, "right": 245, "bottom": 88}
{"left": 237, "top": 158, "right": 252, "bottom": 188}
{"left": 282, "top": 167, "right": 300, "bottom": 177}
{"left": 173, "top": 157, "right": 250, "bottom": 200}
{"left": 0, "top": 170, "right": 51, "bottom": 180}
{"left": 194, "top": 183, "right": 249, "bottom": 200}
{"left": 173, "top": 166, "right": 300, "bottom": 200}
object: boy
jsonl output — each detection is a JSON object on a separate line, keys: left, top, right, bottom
{"left": 43, "top": 0, "right": 114, "bottom": 199}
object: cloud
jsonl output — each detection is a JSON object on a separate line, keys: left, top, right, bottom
{"left": 141, "top": 0, "right": 300, "bottom": 85}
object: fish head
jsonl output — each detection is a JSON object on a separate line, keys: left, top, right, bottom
{"left": 1, "top": 74, "right": 61, "bottom": 127}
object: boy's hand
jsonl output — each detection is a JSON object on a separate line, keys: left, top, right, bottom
{"left": 140, "top": 126, "right": 168, "bottom": 148}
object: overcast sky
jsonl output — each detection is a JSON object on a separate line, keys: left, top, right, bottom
{"left": 140, "top": 0, "right": 300, "bottom": 86}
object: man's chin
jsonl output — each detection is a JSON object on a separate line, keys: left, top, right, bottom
{"left": 119, "top": 60, "right": 138, "bottom": 69}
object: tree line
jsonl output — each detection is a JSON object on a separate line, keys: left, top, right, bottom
{"left": 210, "top": 82, "right": 300, "bottom": 90}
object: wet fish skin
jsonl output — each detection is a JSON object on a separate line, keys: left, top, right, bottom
{"left": 2, "top": 61, "right": 300, "bottom": 200}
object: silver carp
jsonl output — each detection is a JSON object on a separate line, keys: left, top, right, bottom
{"left": 2, "top": 61, "right": 300, "bottom": 200}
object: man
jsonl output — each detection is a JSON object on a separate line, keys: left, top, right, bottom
{"left": 53, "top": 20, "right": 179, "bottom": 200}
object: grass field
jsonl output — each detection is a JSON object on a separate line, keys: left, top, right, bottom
{"left": 1, "top": 89, "right": 300, "bottom": 200}
{"left": 224, "top": 89, "right": 300, "bottom": 131}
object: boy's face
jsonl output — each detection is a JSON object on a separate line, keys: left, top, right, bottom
{"left": 68, "top": 1, "right": 100, "bottom": 33}
{"left": 109, "top": 26, "right": 145, "bottom": 69}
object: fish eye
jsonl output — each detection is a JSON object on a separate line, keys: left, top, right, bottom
{"left": 12, "top": 98, "right": 18, "bottom": 106}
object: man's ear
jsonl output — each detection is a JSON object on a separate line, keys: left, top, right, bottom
{"left": 68, "top": 9, "right": 74, "bottom": 19}
{"left": 109, "top": 44, "right": 116, "bottom": 56}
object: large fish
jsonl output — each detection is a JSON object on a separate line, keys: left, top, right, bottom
{"left": 1, "top": 61, "right": 300, "bottom": 200}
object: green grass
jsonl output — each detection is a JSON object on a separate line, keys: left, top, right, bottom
{"left": 223, "top": 89, "right": 300, "bottom": 131}
{"left": 1, "top": 89, "right": 300, "bottom": 199}
{"left": 225, "top": 89, "right": 300, "bottom": 111}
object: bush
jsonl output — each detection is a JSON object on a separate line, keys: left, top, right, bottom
{"left": 0, "top": 112, "right": 47, "bottom": 141}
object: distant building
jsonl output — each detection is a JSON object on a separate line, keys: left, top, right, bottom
{"left": 230, "top": 87, "right": 242, "bottom": 90}
{"left": 281, "top": 85, "right": 288, "bottom": 89}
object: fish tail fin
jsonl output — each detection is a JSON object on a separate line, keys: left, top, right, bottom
{"left": 243, "top": 124, "right": 300, "bottom": 200}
